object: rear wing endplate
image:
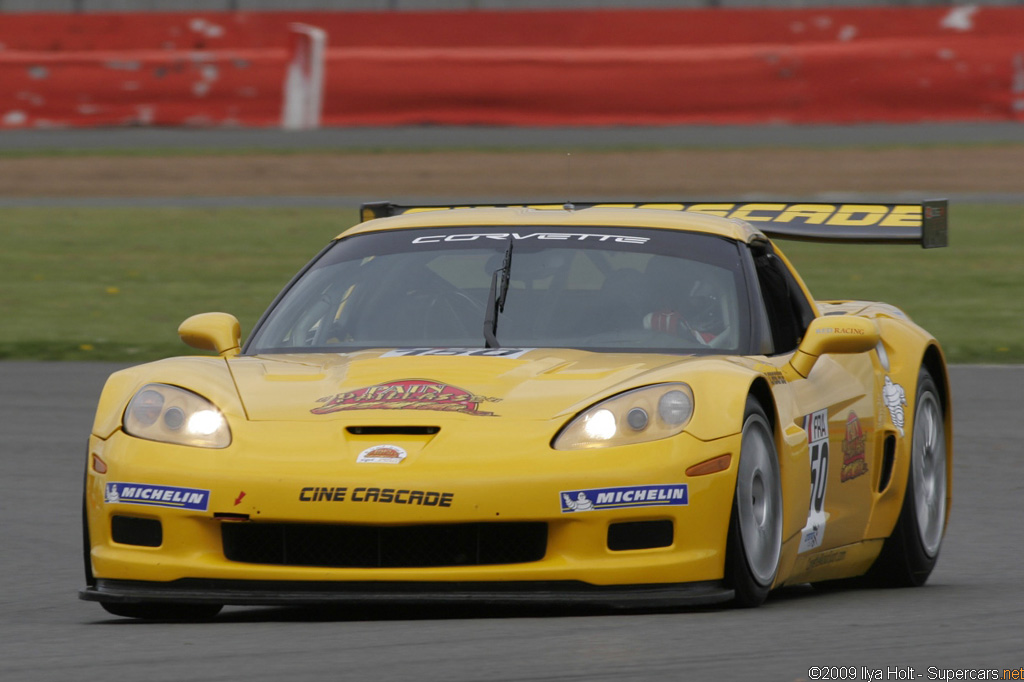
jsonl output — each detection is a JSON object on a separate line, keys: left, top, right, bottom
{"left": 360, "top": 199, "right": 948, "bottom": 248}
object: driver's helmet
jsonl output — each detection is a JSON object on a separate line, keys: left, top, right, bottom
{"left": 679, "top": 280, "right": 727, "bottom": 337}
{"left": 641, "top": 258, "right": 727, "bottom": 340}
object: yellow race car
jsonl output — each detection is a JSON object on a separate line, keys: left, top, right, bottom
{"left": 81, "top": 200, "right": 952, "bottom": 619}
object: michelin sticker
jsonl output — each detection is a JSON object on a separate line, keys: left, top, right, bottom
{"left": 799, "top": 409, "right": 829, "bottom": 553}
{"left": 560, "top": 484, "right": 688, "bottom": 513}
{"left": 882, "top": 375, "right": 907, "bottom": 437}
{"left": 105, "top": 482, "right": 210, "bottom": 511}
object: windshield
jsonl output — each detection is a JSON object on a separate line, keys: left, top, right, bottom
{"left": 245, "top": 226, "right": 751, "bottom": 355}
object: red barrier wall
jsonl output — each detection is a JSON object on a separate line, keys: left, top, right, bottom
{"left": 2, "top": 7, "right": 1022, "bottom": 128}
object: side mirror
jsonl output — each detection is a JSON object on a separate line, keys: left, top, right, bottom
{"left": 178, "top": 312, "right": 242, "bottom": 358}
{"left": 787, "top": 315, "right": 880, "bottom": 378}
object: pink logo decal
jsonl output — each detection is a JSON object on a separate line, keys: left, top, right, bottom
{"left": 313, "top": 379, "right": 500, "bottom": 416}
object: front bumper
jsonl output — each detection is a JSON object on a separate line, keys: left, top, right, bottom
{"left": 85, "top": 423, "right": 742, "bottom": 597}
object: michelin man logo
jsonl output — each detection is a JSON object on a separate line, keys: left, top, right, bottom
{"left": 105, "top": 483, "right": 120, "bottom": 504}
{"left": 562, "top": 491, "right": 595, "bottom": 512}
{"left": 883, "top": 376, "right": 907, "bottom": 437}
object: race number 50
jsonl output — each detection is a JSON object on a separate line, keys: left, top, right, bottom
{"left": 799, "top": 408, "right": 830, "bottom": 553}
{"left": 809, "top": 438, "right": 829, "bottom": 515}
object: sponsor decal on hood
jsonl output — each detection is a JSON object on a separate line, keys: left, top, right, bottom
{"left": 312, "top": 379, "right": 501, "bottom": 416}
{"left": 357, "top": 444, "right": 408, "bottom": 464}
{"left": 382, "top": 347, "right": 534, "bottom": 359}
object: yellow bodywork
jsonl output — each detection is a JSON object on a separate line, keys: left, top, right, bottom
{"left": 83, "top": 206, "right": 953, "bottom": 603}
{"left": 88, "top": 350, "right": 747, "bottom": 587}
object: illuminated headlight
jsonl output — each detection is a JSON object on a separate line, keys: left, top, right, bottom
{"left": 583, "top": 409, "right": 617, "bottom": 440}
{"left": 553, "top": 383, "right": 694, "bottom": 450}
{"left": 123, "top": 384, "right": 231, "bottom": 449}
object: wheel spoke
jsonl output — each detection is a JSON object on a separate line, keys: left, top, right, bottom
{"left": 737, "top": 415, "right": 781, "bottom": 586}
{"left": 924, "top": 405, "right": 936, "bottom": 452}
{"left": 913, "top": 393, "right": 946, "bottom": 558}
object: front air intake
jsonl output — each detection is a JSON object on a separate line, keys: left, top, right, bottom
{"left": 607, "top": 520, "right": 674, "bottom": 551}
{"left": 111, "top": 515, "right": 163, "bottom": 547}
{"left": 223, "top": 522, "right": 546, "bottom": 568}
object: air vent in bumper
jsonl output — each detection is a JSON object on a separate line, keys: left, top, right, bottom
{"left": 222, "top": 522, "right": 547, "bottom": 568}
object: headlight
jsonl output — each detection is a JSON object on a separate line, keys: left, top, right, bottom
{"left": 553, "top": 383, "right": 694, "bottom": 450}
{"left": 123, "top": 384, "right": 231, "bottom": 449}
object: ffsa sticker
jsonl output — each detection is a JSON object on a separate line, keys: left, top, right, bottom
{"left": 799, "top": 409, "right": 829, "bottom": 553}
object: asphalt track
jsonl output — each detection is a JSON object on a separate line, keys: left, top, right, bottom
{"left": 5, "top": 123, "right": 1024, "bottom": 151}
{"left": 1, "top": 361, "right": 1022, "bottom": 681}
{"left": 2, "top": 124, "right": 1022, "bottom": 678}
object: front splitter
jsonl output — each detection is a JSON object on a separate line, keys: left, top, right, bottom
{"left": 81, "top": 578, "right": 734, "bottom": 610}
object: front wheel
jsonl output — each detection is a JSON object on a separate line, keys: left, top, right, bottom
{"left": 868, "top": 367, "right": 948, "bottom": 587}
{"left": 725, "top": 399, "right": 783, "bottom": 607}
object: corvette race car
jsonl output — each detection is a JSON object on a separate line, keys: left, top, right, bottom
{"left": 81, "top": 199, "right": 952, "bottom": 619}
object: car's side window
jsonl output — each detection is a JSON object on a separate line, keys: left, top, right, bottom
{"left": 751, "top": 243, "right": 815, "bottom": 355}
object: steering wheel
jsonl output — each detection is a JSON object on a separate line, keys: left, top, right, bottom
{"left": 423, "top": 290, "right": 486, "bottom": 338}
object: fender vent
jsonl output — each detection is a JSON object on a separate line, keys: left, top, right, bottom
{"left": 878, "top": 435, "right": 897, "bottom": 492}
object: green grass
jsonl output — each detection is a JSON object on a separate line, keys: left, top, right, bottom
{"left": 0, "top": 207, "right": 353, "bottom": 361}
{"left": 0, "top": 204, "right": 1020, "bottom": 363}
{"left": 779, "top": 204, "right": 1024, "bottom": 364}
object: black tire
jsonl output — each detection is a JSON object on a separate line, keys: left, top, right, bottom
{"left": 82, "top": 495, "right": 94, "bottom": 587}
{"left": 100, "top": 602, "right": 224, "bottom": 621}
{"left": 725, "top": 398, "right": 783, "bottom": 608}
{"left": 82, "top": 444, "right": 95, "bottom": 588}
{"left": 867, "top": 367, "right": 947, "bottom": 587}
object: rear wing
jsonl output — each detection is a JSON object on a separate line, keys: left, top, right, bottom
{"left": 360, "top": 199, "right": 948, "bottom": 248}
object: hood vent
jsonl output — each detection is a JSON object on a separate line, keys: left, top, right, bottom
{"left": 346, "top": 426, "right": 441, "bottom": 436}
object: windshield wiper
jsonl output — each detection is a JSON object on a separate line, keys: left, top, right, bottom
{"left": 483, "top": 239, "right": 514, "bottom": 348}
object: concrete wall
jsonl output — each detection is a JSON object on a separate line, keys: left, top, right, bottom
{"left": 3, "top": 7, "right": 1022, "bottom": 128}
{"left": 1, "top": 1, "right": 1019, "bottom": 13}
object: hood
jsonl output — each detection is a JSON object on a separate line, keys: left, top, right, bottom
{"left": 229, "top": 348, "right": 705, "bottom": 422}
